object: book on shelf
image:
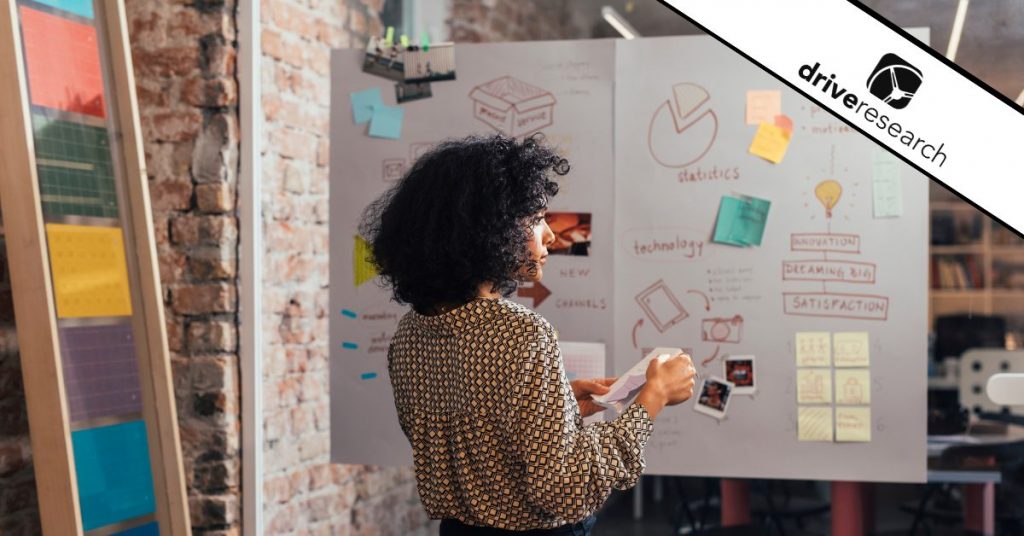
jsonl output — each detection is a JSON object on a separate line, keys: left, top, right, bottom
{"left": 931, "top": 255, "right": 984, "bottom": 290}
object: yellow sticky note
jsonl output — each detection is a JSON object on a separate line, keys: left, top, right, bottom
{"left": 746, "top": 90, "right": 781, "bottom": 125}
{"left": 798, "top": 406, "right": 833, "bottom": 442}
{"left": 835, "top": 369, "right": 871, "bottom": 405}
{"left": 834, "top": 332, "right": 870, "bottom": 367}
{"left": 796, "top": 332, "right": 831, "bottom": 367}
{"left": 835, "top": 407, "right": 872, "bottom": 442}
{"left": 353, "top": 235, "right": 378, "bottom": 287}
{"left": 46, "top": 224, "right": 133, "bottom": 318}
{"left": 748, "top": 122, "right": 791, "bottom": 164}
{"left": 797, "top": 368, "right": 832, "bottom": 404}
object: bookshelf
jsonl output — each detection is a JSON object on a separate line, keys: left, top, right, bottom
{"left": 929, "top": 182, "right": 1024, "bottom": 334}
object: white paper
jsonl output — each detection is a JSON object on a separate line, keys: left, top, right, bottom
{"left": 592, "top": 347, "right": 681, "bottom": 412}
{"left": 872, "top": 151, "right": 903, "bottom": 218}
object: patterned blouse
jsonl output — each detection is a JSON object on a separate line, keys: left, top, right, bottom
{"left": 387, "top": 297, "right": 654, "bottom": 530}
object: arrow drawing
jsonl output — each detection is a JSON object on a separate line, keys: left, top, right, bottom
{"left": 700, "top": 345, "right": 721, "bottom": 366}
{"left": 517, "top": 281, "right": 551, "bottom": 308}
{"left": 631, "top": 318, "right": 644, "bottom": 348}
{"left": 687, "top": 289, "right": 711, "bottom": 311}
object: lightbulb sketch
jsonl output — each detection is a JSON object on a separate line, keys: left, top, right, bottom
{"left": 814, "top": 180, "right": 842, "bottom": 219}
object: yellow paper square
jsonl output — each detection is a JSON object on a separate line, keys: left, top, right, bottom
{"left": 835, "top": 369, "right": 871, "bottom": 405}
{"left": 353, "top": 235, "right": 378, "bottom": 287}
{"left": 798, "top": 406, "right": 833, "bottom": 442}
{"left": 748, "top": 122, "right": 790, "bottom": 164}
{"left": 834, "top": 332, "right": 870, "bottom": 367}
{"left": 797, "top": 368, "right": 832, "bottom": 404}
{"left": 796, "top": 332, "right": 831, "bottom": 367}
{"left": 746, "top": 90, "right": 781, "bottom": 125}
{"left": 46, "top": 224, "right": 133, "bottom": 318}
{"left": 835, "top": 407, "right": 872, "bottom": 442}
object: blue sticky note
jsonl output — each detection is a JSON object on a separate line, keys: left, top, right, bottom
{"left": 114, "top": 521, "right": 159, "bottom": 536}
{"left": 369, "top": 105, "right": 404, "bottom": 140}
{"left": 35, "top": 0, "right": 94, "bottom": 18}
{"left": 72, "top": 420, "right": 156, "bottom": 531}
{"left": 713, "top": 195, "right": 771, "bottom": 247}
{"left": 350, "top": 88, "right": 383, "bottom": 125}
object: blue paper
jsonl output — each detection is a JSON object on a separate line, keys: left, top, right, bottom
{"left": 72, "top": 420, "right": 156, "bottom": 531}
{"left": 350, "top": 88, "right": 383, "bottom": 125}
{"left": 35, "top": 0, "right": 94, "bottom": 18}
{"left": 369, "top": 105, "right": 404, "bottom": 140}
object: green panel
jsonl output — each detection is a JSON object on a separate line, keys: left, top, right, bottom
{"left": 32, "top": 113, "right": 119, "bottom": 219}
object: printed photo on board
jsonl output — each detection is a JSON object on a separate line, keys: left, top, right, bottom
{"left": 694, "top": 376, "right": 735, "bottom": 420}
{"left": 403, "top": 43, "right": 457, "bottom": 83}
{"left": 545, "top": 212, "right": 592, "bottom": 256}
{"left": 724, "top": 354, "right": 756, "bottom": 395}
{"left": 362, "top": 36, "right": 405, "bottom": 81}
{"left": 395, "top": 81, "right": 432, "bottom": 103}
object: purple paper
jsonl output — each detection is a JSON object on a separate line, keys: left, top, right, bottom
{"left": 59, "top": 323, "right": 143, "bottom": 422}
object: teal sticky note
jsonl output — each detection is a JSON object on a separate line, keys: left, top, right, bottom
{"left": 36, "top": 0, "right": 94, "bottom": 18}
{"left": 369, "top": 105, "right": 404, "bottom": 140}
{"left": 350, "top": 88, "right": 383, "bottom": 125}
{"left": 72, "top": 420, "right": 156, "bottom": 531}
{"left": 713, "top": 195, "right": 771, "bottom": 247}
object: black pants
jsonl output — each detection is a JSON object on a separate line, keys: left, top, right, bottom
{"left": 439, "top": 515, "right": 597, "bottom": 536}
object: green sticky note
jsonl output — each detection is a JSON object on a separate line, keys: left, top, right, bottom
{"left": 350, "top": 87, "right": 383, "bottom": 125}
{"left": 421, "top": 32, "right": 430, "bottom": 51}
{"left": 384, "top": 26, "right": 394, "bottom": 45}
{"left": 400, "top": 34, "right": 409, "bottom": 48}
{"left": 369, "top": 104, "right": 404, "bottom": 140}
{"left": 713, "top": 195, "right": 771, "bottom": 247}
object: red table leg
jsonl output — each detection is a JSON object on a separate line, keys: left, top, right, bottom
{"left": 720, "top": 479, "right": 751, "bottom": 526}
{"left": 831, "top": 481, "right": 867, "bottom": 536}
{"left": 963, "top": 482, "right": 996, "bottom": 536}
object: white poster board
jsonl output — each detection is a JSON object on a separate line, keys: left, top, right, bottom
{"left": 329, "top": 40, "right": 616, "bottom": 466}
{"left": 330, "top": 35, "right": 928, "bottom": 482}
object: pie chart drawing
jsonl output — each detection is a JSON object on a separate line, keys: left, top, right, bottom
{"left": 647, "top": 83, "right": 718, "bottom": 168}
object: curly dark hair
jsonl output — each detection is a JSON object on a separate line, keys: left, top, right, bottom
{"left": 359, "top": 133, "right": 568, "bottom": 314}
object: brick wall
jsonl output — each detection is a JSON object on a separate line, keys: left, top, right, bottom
{"left": 449, "top": 0, "right": 584, "bottom": 42}
{"left": 0, "top": 0, "right": 242, "bottom": 533}
{"left": 260, "top": 0, "right": 431, "bottom": 533}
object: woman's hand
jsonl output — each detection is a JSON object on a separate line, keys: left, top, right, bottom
{"left": 570, "top": 377, "right": 617, "bottom": 418}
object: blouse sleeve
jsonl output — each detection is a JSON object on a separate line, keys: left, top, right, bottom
{"left": 510, "top": 318, "right": 654, "bottom": 522}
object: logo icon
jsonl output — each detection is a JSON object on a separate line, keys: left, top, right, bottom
{"left": 866, "top": 53, "right": 922, "bottom": 109}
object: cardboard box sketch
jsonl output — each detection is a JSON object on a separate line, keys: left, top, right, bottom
{"left": 469, "top": 76, "right": 556, "bottom": 137}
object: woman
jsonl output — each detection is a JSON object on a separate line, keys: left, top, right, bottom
{"left": 360, "top": 134, "right": 696, "bottom": 535}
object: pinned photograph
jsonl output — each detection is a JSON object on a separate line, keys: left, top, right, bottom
{"left": 724, "top": 354, "right": 756, "bottom": 395}
{"left": 403, "top": 42, "right": 456, "bottom": 83}
{"left": 545, "top": 212, "right": 592, "bottom": 256}
{"left": 362, "top": 36, "right": 405, "bottom": 81}
{"left": 693, "top": 376, "right": 735, "bottom": 420}
{"left": 395, "top": 81, "right": 432, "bottom": 103}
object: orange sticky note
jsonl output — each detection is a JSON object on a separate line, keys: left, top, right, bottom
{"left": 774, "top": 114, "right": 793, "bottom": 135}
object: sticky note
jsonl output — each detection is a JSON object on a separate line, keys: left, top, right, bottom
{"left": 72, "top": 420, "right": 156, "bottom": 530}
{"left": 748, "top": 122, "right": 791, "bottom": 164}
{"left": 798, "top": 406, "right": 833, "bottom": 442}
{"left": 35, "top": 0, "right": 94, "bottom": 18}
{"left": 835, "top": 369, "right": 871, "bottom": 405}
{"left": 369, "top": 104, "right": 404, "bottom": 140}
{"left": 353, "top": 235, "right": 378, "bottom": 286}
{"left": 400, "top": 35, "right": 409, "bottom": 48}
{"left": 835, "top": 407, "right": 872, "bottom": 442}
{"left": 350, "top": 87, "right": 383, "bottom": 124}
{"left": 746, "top": 90, "right": 781, "bottom": 125}
{"left": 796, "top": 332, "right": 831, "bottom": 367}
{"left": 872, "top": 151, "right": 902, "bottom": 218}
{"left": 713, "top": 195, "right": 771, "bottom": 247}
{"left": 834, "top": 332, "right": 870, "bottom": 367}
{"left": 46, "top": 224, "right": 133, "bottom": 318}
{"left": 797, "top": 368, "right": 832, "bottom": 404}
{"left": 20, "top": 6, "right": 106, "bottom": 117}
{"left": 774, "top": 114, "right": 793, "bottom": 135}
{"left": 384, "top": 26, "right": 394, "bottom": 46}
